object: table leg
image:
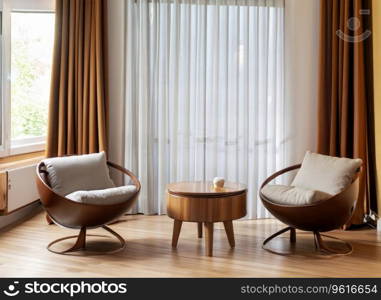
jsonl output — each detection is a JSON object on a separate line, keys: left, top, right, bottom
{"left": 197, "top": 222, "right": 203, "bottom": 238}
{"left": 172, "top": 220, "right": 183, "bottom": 248}
{"left": 204, "top": 222, "right": 214, "bottom": 256}
{"left": 223, "top": 220, "right": 235, "bottom": 248}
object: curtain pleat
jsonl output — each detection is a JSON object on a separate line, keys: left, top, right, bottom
{"left": 125, "top": 0, "right": 285, "bottom": 217}
{"left": 318, "top": 0, "right": 377, "bottom": 225}
{"left": 47, "top": 0, "right": 108, "bottom": 157}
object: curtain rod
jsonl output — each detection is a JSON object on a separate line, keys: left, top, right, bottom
{"left": 132, "top": 0, "right": 285, "bottom": 8}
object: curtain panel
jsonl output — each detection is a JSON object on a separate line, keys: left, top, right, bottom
{"left": 318, "top": 0, "right": 377, "bottom": 225}
{"left": 47, "top": 0, "right": 109, "bottom": 157}
{"left": 125, "top": 0, "right": 285, "bottom": 217}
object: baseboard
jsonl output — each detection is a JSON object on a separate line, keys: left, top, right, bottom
{"left": 0, "top": 201, "right": 42, "bottom": 232}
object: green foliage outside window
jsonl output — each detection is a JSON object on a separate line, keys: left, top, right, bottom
{"left": 11, "top": 13, "right": 54, "bottom": 140}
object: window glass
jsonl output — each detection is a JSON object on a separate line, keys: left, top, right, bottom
{"left": 11, "top": 12, "right": 54, "bottom": 143}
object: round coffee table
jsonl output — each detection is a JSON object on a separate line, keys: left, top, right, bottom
{"left": 166, "top": 181, "right": 247, "bottom": 256}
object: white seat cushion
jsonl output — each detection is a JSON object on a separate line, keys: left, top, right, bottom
{"left": 43, "top": 152, "right": 115, "bottom": 196}
{"left": 261, "top": 185, "right": 331, "bottom": 206}
{"left": 66, "top": 185, "right": 137, "bottom": 205}
{"left": 291, "top": 151, "right": 362, "bottom": 195}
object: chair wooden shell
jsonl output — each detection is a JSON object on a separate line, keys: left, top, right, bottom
{"left": 36, "top": 161, "right": 141, "bottom": 255}
{"left": 259, "top": 164, "right": 361, "bottom": 255}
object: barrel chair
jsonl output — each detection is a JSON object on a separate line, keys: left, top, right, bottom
{"left": 36, "top": 152, "right": 141, "bottom": 255}
{"left": 259, "top": 151, "right": 362, "bottom": 256}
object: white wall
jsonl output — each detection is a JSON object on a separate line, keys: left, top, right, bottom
{"left": 284, "top": 0, "right": 320, "bottom": 164}
{"left": 107, "top": 0, "right": 126, "bottom": 186}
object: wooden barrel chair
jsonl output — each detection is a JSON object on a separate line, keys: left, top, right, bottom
{"left": 36, "top": 157, "right": 141, "bottom": 255}
{"left": 259, "top": 158, "right": 361, "bottom": 256}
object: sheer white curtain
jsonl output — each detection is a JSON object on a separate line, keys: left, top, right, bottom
{"left": 125, "top": 0, "right": 285, "bottom": 218}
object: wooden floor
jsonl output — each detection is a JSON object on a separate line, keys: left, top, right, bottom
{"left": 1, "top": 212, "right": 381, "bottom": 277}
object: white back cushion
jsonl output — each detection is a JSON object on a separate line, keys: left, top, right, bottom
{"left": 291, "top": 151, "right": 362, "bottom": 195}
{"left": 43, "top": 152, "right": 115, "bottom": 196}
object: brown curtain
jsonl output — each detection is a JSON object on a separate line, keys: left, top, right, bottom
{"left": 47, "top": 0, "right": 108, "bottom": 157}
{"left": 318, "top": 0, "right": 377, "bottom": 226}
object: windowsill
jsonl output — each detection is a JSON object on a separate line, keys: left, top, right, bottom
{"left": 11, "top": 138, "right": 46, "bottom": 156}
{"left": 0, "top": 151, "right": 45, "bottom": 172}
{"left": 10, "top": 143, "right": 46, "bottom": 156}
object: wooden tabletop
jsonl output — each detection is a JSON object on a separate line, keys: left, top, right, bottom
{"left": 167, "top": 181, "right": 246, "bottom": 197}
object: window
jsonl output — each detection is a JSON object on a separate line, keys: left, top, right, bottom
{"left": 126, "top": 0, "right": 285, "bottom": 217}
{"left": 0, "top": 0, "right": 55, "bottom": 156}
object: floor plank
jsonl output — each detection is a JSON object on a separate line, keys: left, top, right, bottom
{"left": 0, "top": 212, "right": 380, "bottom": 277}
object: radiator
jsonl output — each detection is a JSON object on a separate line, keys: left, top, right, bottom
{"left": 0, "top": 164, "right": 40, "bottom": 215}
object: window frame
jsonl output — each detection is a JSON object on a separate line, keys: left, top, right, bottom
{"left": 0, "top": 0, "right": 55, "bottom": 157}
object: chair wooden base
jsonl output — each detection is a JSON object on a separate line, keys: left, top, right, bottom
{"left": 263, "top": 227, "right": 353, "bottom": 256}
{"left": 313, "top": 232, "right": 353, "bottom": 256}
{"left": 46, "top": 214, "right": 54, "bottom": 225}
{"left": 47, "top": 225, "right": 126, "bottom": 255}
